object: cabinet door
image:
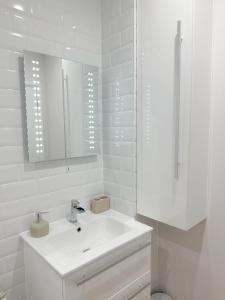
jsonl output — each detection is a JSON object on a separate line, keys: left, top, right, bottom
{"left": 137, "top": 0, "right": 193, "bottom": 229}
{"left": 63, "top": 247, "right": 151, "bottom": 300}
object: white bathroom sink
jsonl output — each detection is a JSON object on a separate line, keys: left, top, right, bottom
{"left": 48, "top": 216, "right": 130, "bottom": 257}
{"left": 21, "top": 209, "right": 152, "bottom": 277}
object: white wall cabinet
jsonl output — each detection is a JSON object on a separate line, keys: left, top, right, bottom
{"left": 24, "top": 243, "right": 151, "bottom": 300}
{"left": 137, "top": 0, "right": 212, "bottom": 230}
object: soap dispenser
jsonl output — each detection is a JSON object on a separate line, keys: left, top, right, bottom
{"left": 30, "top": 211, "right": 49, "bottom": 238}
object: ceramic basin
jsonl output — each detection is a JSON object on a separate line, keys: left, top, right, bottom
{"left": 21, "top": 209, "right": 152, "bottom": 277}
{"left": 48, "top": 216, "right": 130, "bottom": 256}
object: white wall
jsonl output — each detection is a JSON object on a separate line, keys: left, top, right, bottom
{"left": 157, "top": 0, "right": 225, "bottom": 299}
{"left": 0, "top": 1, "right": 103, "bottom": 299}
{"left": 101, "top": 0, "right": 136, "bottom": 216}
{"left": 101, "top": 0, "right": 160, "bottom": 291}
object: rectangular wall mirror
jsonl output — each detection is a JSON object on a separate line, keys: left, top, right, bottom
{"left": 24, "top": 51, "right": 100, "bottom": 163}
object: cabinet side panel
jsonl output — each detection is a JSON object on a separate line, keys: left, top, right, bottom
{"left": 24, "top": 244, "right": 62, "bottom": 300}
{"left": 186, "top": 0, "right": 212, "bottom": 229}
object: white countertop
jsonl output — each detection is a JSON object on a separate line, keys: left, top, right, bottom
{"left": 20, "top": 209, "right": 152, "bottom": 277}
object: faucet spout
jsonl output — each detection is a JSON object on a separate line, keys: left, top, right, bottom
{"left": 68, "top": 199, "right": 85, "bottom": 224}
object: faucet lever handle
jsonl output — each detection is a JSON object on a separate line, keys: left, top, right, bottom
{"left": 77, "top": 206, "right": 85, "bottom": 214}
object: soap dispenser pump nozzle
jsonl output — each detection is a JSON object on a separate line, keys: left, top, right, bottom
{"left": 36, "top": 211, "right": 48, "bottom": 223}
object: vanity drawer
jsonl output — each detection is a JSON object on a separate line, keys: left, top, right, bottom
{"left": 130, "top": 285, "right": 151, "bottom": 300}
{"left": 63, "top": 245, "right": 151, "bottom": 300}
{"left": 108, "top": 272, "right": 151, "bottom": 300}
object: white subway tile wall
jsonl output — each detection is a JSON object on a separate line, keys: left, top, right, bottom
{"left": 0, "top": 0, "right": 137, "bottom": 298}
{"left": 0, "top": 0, "right": 103, "bottom": 299}
{"left": 101, "top": 0, "right": 136, "bottom": 216}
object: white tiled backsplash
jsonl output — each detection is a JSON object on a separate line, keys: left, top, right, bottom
{"left": 102, "top": 0, "right": 136, "bottom": 216}
{"left": 0, "top": 1, "right": 103, "bottom": 299}
{"left": 0, "top": 0, "right": 136, "bottom": 298}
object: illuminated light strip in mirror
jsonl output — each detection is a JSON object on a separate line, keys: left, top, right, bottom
{"left": 88, "top": 72, "right": 95, "bottom": 150}
{"left": 32, "top": 59, "right": 44, "bottom": 155}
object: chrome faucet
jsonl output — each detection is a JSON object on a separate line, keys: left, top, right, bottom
{"left": 68, "top": 199, "right": 85, "bottom": 224}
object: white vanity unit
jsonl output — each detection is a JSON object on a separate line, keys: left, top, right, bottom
{"left": 137, "top": 0, "right": 212, "bottom": 230}
{"left": 21, "top": 210, "right": 152, "bottom": 300}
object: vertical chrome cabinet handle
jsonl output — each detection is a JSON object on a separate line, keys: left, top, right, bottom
{"left": 174, "top": 20, "right": 183, "bottom": 179}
